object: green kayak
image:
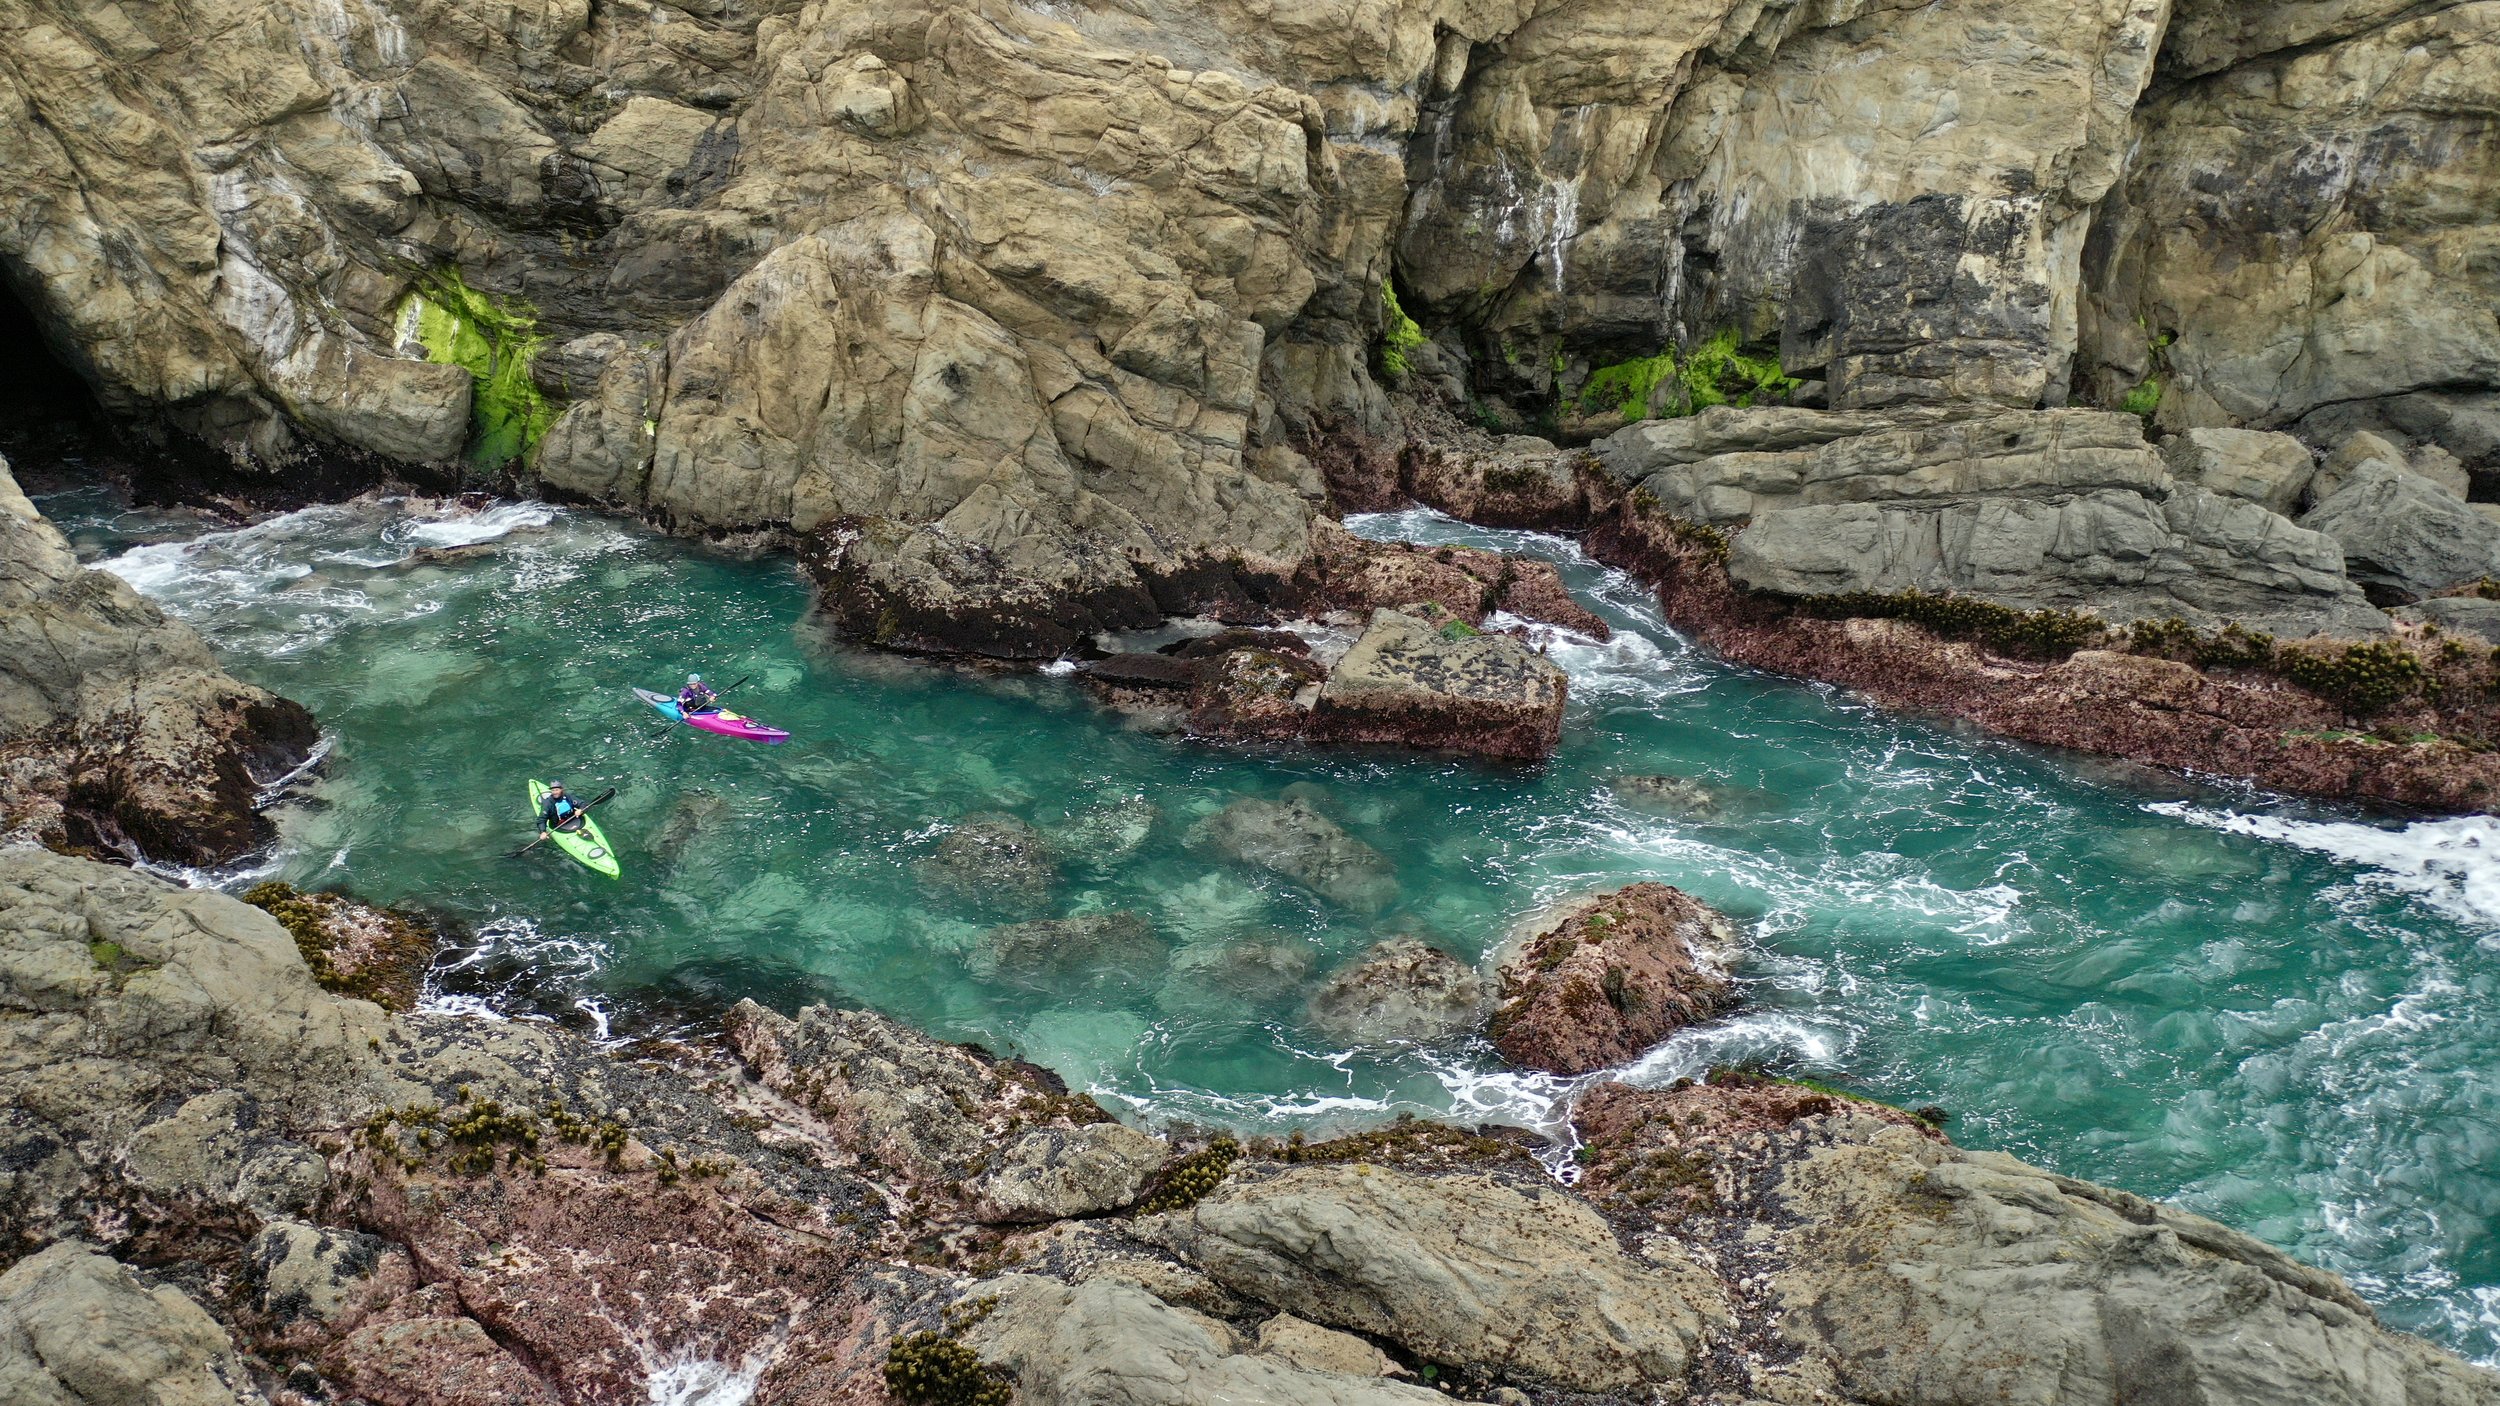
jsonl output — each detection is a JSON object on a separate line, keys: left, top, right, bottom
{"left": 528, "top": 780, "right": 620, "bottom": 878}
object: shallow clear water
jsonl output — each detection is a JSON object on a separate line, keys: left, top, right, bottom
{"left": 47, "top": 490, "right": 2500, "bottom": 1362}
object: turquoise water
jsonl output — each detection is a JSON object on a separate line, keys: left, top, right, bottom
{"left": 49, "top": 490, "right": 2500, "bottom": 1362}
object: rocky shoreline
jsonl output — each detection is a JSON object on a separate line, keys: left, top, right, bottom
{"left": 5, "top": 846, "right": 2492, "bottom": 1406}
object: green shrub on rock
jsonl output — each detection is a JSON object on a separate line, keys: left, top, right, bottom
{"left": 2273, "top": 640, "right": 2438, "bottom": 716}
{"left": 1135, "top": 1135, "right": 1240, "bottom": 1214}
{"left": 884, "top": 1332, "right": 1011, "bottom": 1406}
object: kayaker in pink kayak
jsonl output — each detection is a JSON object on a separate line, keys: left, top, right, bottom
{"left": 677, "top": 674, "right": 719, "bottom": 715}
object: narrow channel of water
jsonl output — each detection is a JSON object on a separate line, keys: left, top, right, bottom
{"left": 45, "top": 489, "right": 2500, "bottom": 1361}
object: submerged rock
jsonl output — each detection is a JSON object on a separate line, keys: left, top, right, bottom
{"left": 974, "top": 911, "right": 1168, "bottom": 992}
{"left": 1155, "top": 935, "right": 1315, "bottom": 1016}
{"left": 1609, "top": 772, "right": 1744, "bottom": 819}
{"left": 1489, "top": 884, "right": 1741, "bottom": 1076}
{"left": 1304, "top": 937, "right": 1487, "bottom": 1046}
{"left": 1189, "top": 795, "right": 1398, "bottom": 913}
{"left": 1040, "top": 789, "right": 1162, "bottom": 869}
{"left": 1309, "top": 607, "right": 1569, "bottom": 762}
{"left": 918, "top": 812, "right": 1061, "bottom": 908}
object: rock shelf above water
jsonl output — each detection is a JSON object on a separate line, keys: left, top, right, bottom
{"left": 1, "top": 848, "right": 2490, "bottom": 1406}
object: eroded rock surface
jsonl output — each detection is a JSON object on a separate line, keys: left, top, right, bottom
{"left": 0, "top": 849, "right": 2492, "bottom": 1406}
{"left": 1304, "top": 936, "right": 1487, "bottom": 1046}
{"left": 1310, "top": 607, "right": 1569, "bottom": 761}
{"left": 0, "top": 457, "right": 315, "bottom": 862}
{"left": 1490, "top": 884, "right": 1739, "bottom": 1075}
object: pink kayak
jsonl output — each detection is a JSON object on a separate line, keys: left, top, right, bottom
{"left": 632, "top": 687, "right": 791, "bottom": 744}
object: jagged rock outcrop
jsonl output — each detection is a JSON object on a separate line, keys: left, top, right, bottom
{"left": 0, "top": 456, "right": 315, "bottom": 862}
{"left": 2302, "top": 463, "right": 2500, "bottom": 602}
{"left": 2083, "top": 0, "right": 2500, "bottom": 473}
{"left": 1489, "top": 884, "right": 1739, "bottom": 1076}
{"left": 3, "top": 849, "right": 2494, "bottom": 1405}
{"left": 1598, "top": 406, "right": 2390, "bottom": 635}
{"left": 1307, "top": 606, "right": 1568, "bottom": 761}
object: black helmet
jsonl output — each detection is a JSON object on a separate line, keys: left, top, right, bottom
{"left": 549, "top": 780, "right": 566, "bottom": 792}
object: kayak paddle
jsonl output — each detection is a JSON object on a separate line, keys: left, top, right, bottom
{"left": 509, "top": 786, "right": 618, "bottom": 859}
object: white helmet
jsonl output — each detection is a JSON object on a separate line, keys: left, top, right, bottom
{"left": 687, "top": 673, "right": 702, "bottom": 685}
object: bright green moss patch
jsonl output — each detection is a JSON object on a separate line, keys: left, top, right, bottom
{"left": 1378, "top": 279, "right": 1426, "bottom": 381}
{"left": 397, "top": 269, "right": 557, "bottom": 468}
{"left": 2119, "top": 375, "right": 2163, "bottom": 418}
{"left": 1576, "top": 329, "right": 1795, "bottom": 422}
{"left": 2127, "top": 617, "right": 2441, "bottom": 716}
{"left": 1579, "top": 353, "right": 1679, "bottom": 419}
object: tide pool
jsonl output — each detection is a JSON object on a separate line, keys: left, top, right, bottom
{"left": 48, "top": 489, "right": 2500, "bottom": 1363}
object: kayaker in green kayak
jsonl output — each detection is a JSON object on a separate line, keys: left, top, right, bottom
{"left": 539, "top": 781, "right": 588, "bottom": 834}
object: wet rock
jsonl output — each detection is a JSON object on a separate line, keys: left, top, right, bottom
{"left": 1148, "top": 1164, "right": 1729, "bottom": 1392}
{"left": 2301, "top": 463, "right": 2500, "bottom": 602}
{"left": 1489, "top": 885, "right": 1740, "bottom": 1076}
{"left": 327, "top": 1286, "right": 562, "bottom": 1406}
{"left": 0, "top": 1242, "right": 268, "bottom": 1405}
{"left": 1183, "top": 647, "right": 1329, "bottom": 744}
{"left": 975, "top": 912, "right": 1167, "bottom": 992}
{"left": 1296, "top": 521, "right": 1610, "bottom": 640}
{"left": 1081, "top": 653, "right": 1203, "bottom": 690}
{"left": 1401, "top": 436, "right": 1587, "bottom": 530}
{"left": 0, "top": 457, "right": 316, "bottom": 864}
{"left": 1304, "top": 937, "right": 1486, "bottom": 1046}
{"left": 918, "top": 813, "right": 1061, "bottom": 908}
{"left": 971, "top": 1123, "right": 1169, "bottom": 1223}
{"left": 1189, "top": 796, "right": 1398, "bottom": 913}
{"left": 961, "top": 1275, "right": 1446, "bottom": 1406}
{"left": 1309, "top": 607, "right": 1568, "bottom": 762}
{"left": 2160, "top": 428, "right": 2316, "bottom": 517}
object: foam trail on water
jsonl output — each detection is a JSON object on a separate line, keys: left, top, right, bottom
{"left": 642, "top": 1348, "right": 766, "bottom": 1406}
{"left": 2148, "top": 804, "right": 2500, "bottom": 932}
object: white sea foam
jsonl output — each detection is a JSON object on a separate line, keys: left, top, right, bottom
{"left": 401, "top": 500, "right": 556, "bottom": 548}
{"left": 2147, "top": 804, "right": 2500, "bottom": 932}
{"left": 642, "top": 1349, "right": 765, "bottom": 1406}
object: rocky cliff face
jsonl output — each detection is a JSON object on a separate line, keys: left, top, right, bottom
{"left": 0, "top": 455, "right": 315, "bottom": 862}
{"left": 4, "top": 847, "right": 2493, "bottom": 1405}
{"left": 10, "top": 0, "right": 2498, "bottom": 656}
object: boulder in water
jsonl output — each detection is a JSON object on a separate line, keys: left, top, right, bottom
{"left": 1609, "top": 773, "right": 1723, "bottom": 818}
{"left": 975, "top": 911, "right": 1167, "bottom": 992}
{"left": 1042, "top": 790, "right": 1162, "bottom": 869}
{"left": 918, "top": 813, "right": 1061, "bottom": 908}
{"left": 1156, "top": 934, "right": 1315, "bottom": 1015}
{"left": 1489, "top": 884, "right": 1740, "bottom": 1075}
{"left": 1308, "top": 607, "right": 1569, "bottom": 762}
{"left": 1304, "top": 937, "right": 1487, "bottom": 1046}
{"left": 654, "top": 788, "right": 730, "bottom": 866}
{"left": 1189, "top": 795, "right": 1398, "bottom": 913}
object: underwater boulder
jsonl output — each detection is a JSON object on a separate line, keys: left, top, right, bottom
{"left": 918, "top": 813, "right": 1062, "bottom": 908}
{"left": 1304, "top": 937, "right": 1487, "bottom": 1046}
{"left": 1189, "top": 795, "right": 1399, "bottom": 913}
